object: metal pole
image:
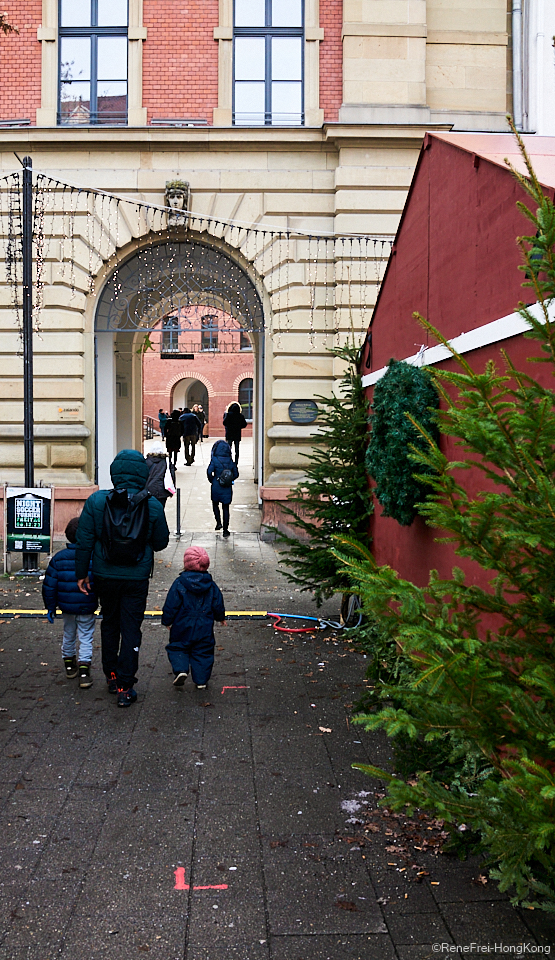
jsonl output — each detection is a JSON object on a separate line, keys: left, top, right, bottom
{"left": 22, "top": 156, "right": 37, "bottom": 572}
{"left": 175, "top": 487, "right": 181, "bottom": 540}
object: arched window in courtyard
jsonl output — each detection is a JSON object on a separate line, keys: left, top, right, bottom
{"left": 238, "top": 377, "right": 253, "bottom": 420}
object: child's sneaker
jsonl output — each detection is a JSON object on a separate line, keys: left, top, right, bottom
{"left": 117, "top": 687, "right": 137, "bottom": 708}
{"left": 64, "top": 656, "right": 78, "bottom": 679}
{"left": 173, "top": 672, "right": 188, "bottom": 686}
{"left": 106, "top": 671, "right": 118, "bottom": 693}
{"left": 195, "top": 683, "right": 207, "bottom": 689}
{"left": 78, "top": 663, "right": 93, "bottom": 689}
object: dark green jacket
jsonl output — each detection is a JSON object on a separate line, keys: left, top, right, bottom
{"left": 75, "top": 449, "right": 170, "bottom": 581}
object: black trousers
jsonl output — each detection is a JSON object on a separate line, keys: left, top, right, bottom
{"left": 212, "top": 502, "right": 230, "bottom": 530}
{"left": 227, "top": 437, "right": 240, "bottom": 463}
{"left": 95, "top": 577, "right": 149, "bottom": 688}
{"left": 183, "top": 434, "right": 197, "bottom": 465}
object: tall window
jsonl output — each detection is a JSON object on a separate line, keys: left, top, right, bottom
{"left": 59, "top": 0, "right": 128, "bottom": 125}
{"left": 234, "top": 0, "right": 303, "bottom": 126}
{"left": 240, "top": 330, "right": 252, "bottom": 351}
{"left": 238, "top": 378, "right": 254, "bottom": 420}
{"left": 201, "top": 315, "right": 219, "bottom": 352}
{"left": 161, "top": 316, "right": 179, "bottom": 353}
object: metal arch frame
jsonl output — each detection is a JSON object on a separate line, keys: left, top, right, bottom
{"left": 95, "top": 237, "right": 265, "bottom": 334}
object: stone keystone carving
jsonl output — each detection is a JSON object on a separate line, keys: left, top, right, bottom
{"left": 165, "top": 179, "right": 190, "bottom": 226}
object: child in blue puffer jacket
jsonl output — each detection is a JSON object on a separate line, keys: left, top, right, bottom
{"left": 43, "top": 517, "right": 97, "bottom": 689}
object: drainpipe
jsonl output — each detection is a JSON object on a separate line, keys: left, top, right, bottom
{"left": 513, "top": 0, "right": 524, "bottom": 129}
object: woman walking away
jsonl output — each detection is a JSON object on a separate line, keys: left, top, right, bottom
{"left": 164, "top": 409, "right": 182, "bottom": 467}
{"left": 207, "top": 440, "right": 238, "bottom": 538}
{"left": 223, "top": 402, "right": 247, "bottom": 465}
{"left": 145, "top": 441, "right": 176, "bottom": 510}
{"left": 193, "top": 404, "right": 206, "bottom": 442}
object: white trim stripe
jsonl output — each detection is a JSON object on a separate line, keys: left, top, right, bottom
{"left": 361, "top": 301, "right": 555, "bottom": 388}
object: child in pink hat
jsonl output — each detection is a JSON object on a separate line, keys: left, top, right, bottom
{"left": 161, "top": 546, "right": 225, "bottom": 688}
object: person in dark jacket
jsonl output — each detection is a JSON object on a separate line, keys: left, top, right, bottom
{"left": 75, "top": 449, "right": 170, "bottom": 707}
{"left": 179, "top": 407, "right": 202, "bottom": 465}
{"left": 161, "top": 545, "right": 225, "bottom": 688}
{"left": 223, "top": 401, "right": 248, "bottom": 464}
{"left": 206, "top": 439, "right": 239, "bottom": 538}
{"left": 164, "top": 409, "right": 182, "bottom": 466}
{"left": 43, "top": 516, "right": 97, "bottom": 689}
{"left": 193, "top": 404, "right": 206, "bottom": 442}
{"left": 145, "top": 441, "right": 176, "bottom": 510}
{"left": 158, "top": 408, "right": 168, "bottom": 436}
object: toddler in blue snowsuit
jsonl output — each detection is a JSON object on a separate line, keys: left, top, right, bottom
{"left": 42, "top": 517, "right": 97, "bottom": 689}
{"left": 161, "top": 546, "right": 225, "bottom": 689}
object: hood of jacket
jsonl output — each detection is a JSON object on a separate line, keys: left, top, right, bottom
{"left": 211, "top": 440, "right": 231, "bottom": 459}
{"left": 146, "top": 453, "right": 166, "bottom": 462}
{"left": 110, "top": 449, "right": 149, "bottom": 492}
{"left": 178, "top": 571, "right": 214, "bottom": 594}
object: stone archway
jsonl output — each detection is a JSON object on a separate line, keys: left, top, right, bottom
{"left": 94, "top": 236, "right": 267, "bottom": 490}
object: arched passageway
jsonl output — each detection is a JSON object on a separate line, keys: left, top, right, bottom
{"left": 94, "top": 237, "right": 267, "bottom": 491}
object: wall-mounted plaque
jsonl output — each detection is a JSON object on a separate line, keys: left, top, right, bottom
{"left": 288, "top": 400, "right": 318, "bottom": 424}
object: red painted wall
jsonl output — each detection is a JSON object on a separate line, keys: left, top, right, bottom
{"left": 142, "top": 0, "right": 219, "bottom": 124}
{"left": 319, "top": 0, "right": 342, "bottom": 123}
{"left": 363, "top": 134, "right": 555, "bottom": 589}
{"left": 0, "top": 2, "right": 41, "bottom": 124}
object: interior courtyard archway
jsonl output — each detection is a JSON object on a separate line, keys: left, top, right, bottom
{"left": 94, "top": 237, "right": 267, "bottom": 491}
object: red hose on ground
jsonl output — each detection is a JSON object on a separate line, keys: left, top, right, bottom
{"left": 267, "top": 614, "right": 316, "bottom": 634}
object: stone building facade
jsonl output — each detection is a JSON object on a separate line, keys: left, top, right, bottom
{"left": 0, "top": 0, "right": 524, "bottom": 534}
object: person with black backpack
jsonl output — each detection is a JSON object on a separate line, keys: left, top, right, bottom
{"left": 75, "top": 449, "right": 169, "bottom": 707}
{"left": 206, "top": 440, "right": 239, "bottom": 538}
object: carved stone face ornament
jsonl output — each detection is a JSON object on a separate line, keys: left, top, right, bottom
{"left": 165, "top": 180, "right": 190, "bottom": 226}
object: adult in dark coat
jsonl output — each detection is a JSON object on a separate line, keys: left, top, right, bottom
{"left": 206, "top": 439, "right": 239, "bottom": 538}
{"left": 179, "top": 407, "right": 202, "bottom": 465}
{"left": 193, "top": 404, "right": 206, "bottom": 442}
{"left": 164, "top": 409, "right": 182, "bottom": 466}
{"left": 223, "top": 401, "right": 248, "bottom": 464}
{"left": 75, "top": 449, "right": 170, "bottom": 706}
{"left": 145, "top": 441, "right": 176, "bottom": 510}
{"left": 158, "top": 408, "right": 168, "bottom": 436}
{"left": 161, "top": 546, "right": 225, "bottom": 687}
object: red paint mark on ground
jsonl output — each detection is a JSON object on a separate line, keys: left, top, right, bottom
{"left": 174, "top": 867, "right": 228, "bottom": 891}
{"left": 221, "top": 685, "right": 249, "bottom": 694}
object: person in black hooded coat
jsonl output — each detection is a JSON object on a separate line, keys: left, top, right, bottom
{"left": 223, "top": 402, "right": 247, "bottom": 464}
{"left": 206, "top": 439, "right": 238, "bottom": 538}
{"left": 163, "top": 409, "right": 182, "bottom": 466}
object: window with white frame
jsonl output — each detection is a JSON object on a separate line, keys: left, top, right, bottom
{"left": 233, "top": 0, "right": 303, "bottom": 126}
{"left": 238, "top": 378, "right": 253, "bottom": 419}
{"left": 58, "top": 0, "right": 128, "bottom": 125}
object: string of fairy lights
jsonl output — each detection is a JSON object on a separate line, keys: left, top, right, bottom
{"left": 0, "top": 169, "right": 393, "bottom": 350}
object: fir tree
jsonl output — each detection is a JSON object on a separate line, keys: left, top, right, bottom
{"left": 277, "top": 343, "right": 372, "bottom": 606}
{"left": 334, "top": 129, "right": 555, "bottom": 911}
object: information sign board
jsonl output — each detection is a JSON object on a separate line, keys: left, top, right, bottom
{"left": 5, "top": 487, "right": 52, "bottom": 554}
{"left": 288, "top": 400, "right": 319, "bottom": 424}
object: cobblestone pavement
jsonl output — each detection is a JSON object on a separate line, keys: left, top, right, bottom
{"left": 0, "top": 444, "right": 554, "bottom": 958}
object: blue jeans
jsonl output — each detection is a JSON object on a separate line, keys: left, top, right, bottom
{"left": 61, "top": 613, "right": 96, "bottom": 663}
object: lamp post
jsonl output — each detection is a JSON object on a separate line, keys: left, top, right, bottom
{"left": 22, "top": 155, "right": 37, "bottom": 572}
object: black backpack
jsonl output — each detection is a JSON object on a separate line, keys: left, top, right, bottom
{"left": 101, "top": 488, "right": 151, "bottom": 565}
{"left": 218, "top": 468, "right": 234, "bottom": 488}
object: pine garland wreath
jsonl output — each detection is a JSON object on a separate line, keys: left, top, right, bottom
{"left": 366, "top": 360, "right": 439, "bottom": 525}
{"left": 277, "top": 343, "right": 372, "bottom": 606}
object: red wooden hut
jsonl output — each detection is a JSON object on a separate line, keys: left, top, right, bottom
{"left": 360, "top": 132, "right": 555, "bottom": 589}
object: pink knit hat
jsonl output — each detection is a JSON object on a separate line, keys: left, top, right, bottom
{"left": 183, "top": 546, "right": 210, "bottom": 572}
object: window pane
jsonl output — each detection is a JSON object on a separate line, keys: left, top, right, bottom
{"left": 272, "top": 37, "right": 301, "bottom": 80}
{"left": 60, "top": 0, "right": 91, "bottom": 27}
{"left": 97, "top": 36, "right": 128, "bottom": 80}
{"left": 234, "top": 37, "right": 265, "bottom": 80}
{"left": 234, "top": 82, "right": 265, "bottom": 124}
{"left": 97, "top": 0, "right": 128, "bottom": 26}
{"left": 235, "top": 0, "right": 265, "bottom": 26}
{"left": 60, "top": 82, "right": 91, "bottom": 123}
{"left": 97, "top": 81, "right": 127, "bottom": 122}
{"left": 272, "top": 0, "right": 302, "bottom": 27}
{"left": 60, "top": 36, "right": 91, "bottom": 81}
{"left": 272, "top": 81, "right": 302, "bottom": 123}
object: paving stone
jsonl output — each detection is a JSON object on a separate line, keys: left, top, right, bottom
{"left": 269, "top": 933, "right": 396, "bottom": 960}
{"left": 441, "top": 900, "right": 537, "bottom": 943}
